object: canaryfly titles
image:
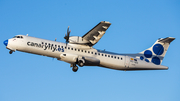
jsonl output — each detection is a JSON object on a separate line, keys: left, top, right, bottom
{"left": 27, "top": 41, "right": 64, "bottom": 52}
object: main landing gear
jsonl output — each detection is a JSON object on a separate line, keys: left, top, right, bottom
{"left": 72, "top": 66, "right": 78, "bottom": 72}
{"left": 70, "top": 60, "right": 84, "bottom": 72}
{"left": 78, "top": 60, "right": 84, "bottom": 67}
{"left": 71, "top": 64, "right": 78, "bottom": 72}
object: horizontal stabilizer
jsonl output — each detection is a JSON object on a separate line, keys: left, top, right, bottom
{"left": 158, "top": 37, "right": 175, "bottom": 44}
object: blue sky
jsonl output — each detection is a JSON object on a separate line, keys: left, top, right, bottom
{"left": 0, "top": 0, "right": 180, "bottom": 101}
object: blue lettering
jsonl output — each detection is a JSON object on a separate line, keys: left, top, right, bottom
{"left": 62, "top": 48, "right": 64, "bottom": 52}
{"left": 58, "top": 48, "right": 61, "bottom": 52}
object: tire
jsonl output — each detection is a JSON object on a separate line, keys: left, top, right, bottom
{"left": 72, "top": 66, "right": 78, "bottom": 72}
{"left": 78, "top": 60, "right": 84, "bottom": 67}
{"left": 9, "top": 50, "right": 13, "bottom": 54}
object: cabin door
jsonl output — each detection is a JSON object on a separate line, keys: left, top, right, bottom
{"left": 124, "top": 56, "right": 130, "bottom": 68}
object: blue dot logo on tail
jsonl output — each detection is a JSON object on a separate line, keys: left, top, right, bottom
{"left": 145, "top": 59, "right": 149, "bottom": 62}
{"left": 151, "top": 56, "right": 161, "bottom": 65}
{"left": 140, "top": 56, "right": 144, "bottom": 60}
{"left": 144, "top": 50, "right": 152, "bottom": 58}
{"left": 153, "top": 44, "right": 164, "bottom": 55}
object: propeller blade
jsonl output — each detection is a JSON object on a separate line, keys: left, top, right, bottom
{"left": 64, "top": 33, "right": 67, "bottom": 39}
{"left": 64, "top": 26, "right": 71, "bottom": 44}
{"left": 67, "top": 26, "right": 69, "bottom": 32}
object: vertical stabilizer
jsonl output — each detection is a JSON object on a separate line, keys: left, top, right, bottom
{"left": 137, "top": 37, "right": 175, "bottom": 65}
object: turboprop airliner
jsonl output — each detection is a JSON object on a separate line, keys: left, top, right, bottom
{"left": 3, "top": 21, "right": 175, "bottom": 72}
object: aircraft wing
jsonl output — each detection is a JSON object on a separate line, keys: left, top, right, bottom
{"left": 82, "top": 21, "right": 111, "bottom": 46}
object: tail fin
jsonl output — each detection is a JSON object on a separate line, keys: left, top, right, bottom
{"left": 138, "top": 37, "right": 175, "bottom": 65}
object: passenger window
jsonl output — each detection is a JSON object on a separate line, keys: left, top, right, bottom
{"left": 78, "top": 49, "right": 80, "bottom": 51}
{"left": 68, "top": 47, "right": 70, "bottom": 49}
{"left": 95, "top": 53, "right": 97, "bottom": 55}
{"left": 114, "top": 56, "right": 116, "bottom": 59}
{"left": 91, "top": 52, "right": 93, "bottom": 54}
{"left": 88, "top": 51, "right": 90, "bottom": 53}
{"left": 117, "top": 57, "right": 119, "bottom": 59}
{"left": 81, "top": 50, "right": 83, "bottom": 52}
{"left": 75, "top": 48, "right": 77, "bottom": 51}
{"left": 21, "top": 36, "right": 23, "bottom": 38}
{"left": 85, "top": 51, "right": 87, "bottom": 53}
{"left": 61, "top": 46, "right": 63, "bottom": 48}
{"left": 98, "top": 53, "right": 100, "bottom": 55}
{"left": 108, "top": 55, "right": 110, "bottom": 57}
{"left": 71, "top": 48, "right": 73, "bottom": 50}
{"left": 121, "top": 58, "right": 123, "bottom": 60}
{"left": 105, "top": 54, "right": 107, "bottom": 57}
{"left": 102, "top": 54, "right": 103, "bottom": 56}
{"left": 111, "top": 56, "right": 113, "bottom": 58}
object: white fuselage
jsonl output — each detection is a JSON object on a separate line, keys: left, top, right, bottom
{"left": 5, "top": 35, "right": 168, "bottom": 71}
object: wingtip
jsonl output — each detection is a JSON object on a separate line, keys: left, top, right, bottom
{"left": 101, "top": 21, "right": 111, "bottom": 24}
{"left": 168, "top": 37, "right": 175, "bottom": 40}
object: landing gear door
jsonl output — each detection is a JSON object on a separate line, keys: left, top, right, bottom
{"left": 124, "top": 56, "right": 130, "bottom": 68}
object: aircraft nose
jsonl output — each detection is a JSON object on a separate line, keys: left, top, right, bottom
{"left": 3, "top": 39, "right": 8, "bottom": 46}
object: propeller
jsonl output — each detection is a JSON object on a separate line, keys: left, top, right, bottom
{"left": 64, "top": 26, "right": 71, "bottom": 45}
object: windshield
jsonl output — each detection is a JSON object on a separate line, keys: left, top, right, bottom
{"left": 13, "top": 36, "right": 23, "bottom": 38}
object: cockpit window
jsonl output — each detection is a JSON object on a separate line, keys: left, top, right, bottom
{"left": 13, "top": 36, "right": 23, "bottom": 39}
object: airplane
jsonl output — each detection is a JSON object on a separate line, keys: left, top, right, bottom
{"left": 3, "top": 21, "right": 175, "bottom": 72}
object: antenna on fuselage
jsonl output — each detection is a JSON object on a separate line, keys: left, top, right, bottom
{"left": 26, "top": 34, "right": 28, "bottom": 36}
{"left": 55, "top": 38, "right": 57, "bottom": 41}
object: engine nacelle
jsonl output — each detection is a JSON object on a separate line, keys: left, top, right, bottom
{"left": 69, "top": 36, "right": 89, "bottom": 44}
{"left": 59, "top": 53, "right": 78, "bottom": 63}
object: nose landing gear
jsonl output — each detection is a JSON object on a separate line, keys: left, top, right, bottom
{"left": 9, "top": 50, "right": 13, "bottom": 54}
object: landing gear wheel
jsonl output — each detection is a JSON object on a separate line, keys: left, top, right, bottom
{"left": 78, "top": 60, "right": 84, "bottom": 67}
{"left": 72, "top": 66, "right": 78, "bottom": 72}
{"left": 9, "top": 50, "right": 13, "bottom": 54}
